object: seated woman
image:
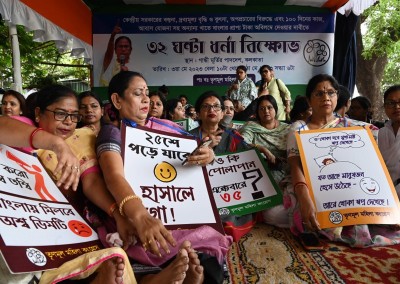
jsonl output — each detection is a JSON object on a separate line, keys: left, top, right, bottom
{"left": 96, "top": 71, "right": 232, "bottom": 283}
{"left": 78, "top": 91, "right": 105, "bottom": 136}
{"left": 289, "top": 95, "right": 312, "bottom": 123}
{"left": 189, "top": 91, "right": 252, "bottom": 241}
{"left": 0, "top": 116, "right": 132, "bottom": 284}
{"left": 189, "top": 91, "right": 247, "bottom": 154}
{"left": 165, "top": 98, "right": 186, "bottom": 121}
{"left": 284, "top": 74, "right": 399, "bottom": 247}
{"left": 378, "top": 85, "right": 400, "bottom": 197}
{"left": 239, "top": 95, "right": 290, "bottom": 227}
{"left": 1, "top": 89, "right": 27, "bottom": 117}
{"left": 33, "top": 85, "right": 193, "bottom": 283}
{"left": 149, "top": 91, "right": 167, "bottom": 119}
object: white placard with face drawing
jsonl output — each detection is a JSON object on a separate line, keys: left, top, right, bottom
{"left": 122, "top": 125, "right": 222, "bottom": 232}
{"left": 296, "top": 126, "right": 400, "bottom": 228}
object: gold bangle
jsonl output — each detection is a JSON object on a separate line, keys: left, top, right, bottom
{"left": 119, "top": 195, "right": 142, "bottom": 217}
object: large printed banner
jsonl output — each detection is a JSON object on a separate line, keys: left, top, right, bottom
{"left": 0, "top": 145, "right": 100, "bottom": 273}
{"left": 296, "top": 127, "right": 400, "bottom": 228}
{"left": 93, "top": 9, "right": 334, "bottom": 87}
{"left": 122, "top": 125, "right": 224, "bottom": 234}
{"left": 207, "top": 149, "right": 282, "bottom": 216}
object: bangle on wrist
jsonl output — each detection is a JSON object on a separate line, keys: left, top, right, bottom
{"left": 29, "top": 128, "right": 44, "bottom": 150}
{"left": 119, "top": 194, "right": 142, "bottom": 217}
{"left": 293, "top": 181, "right": 308, "bottom": 192}
{"left": 108, "top": 202, "right": 118, "bottom": 217}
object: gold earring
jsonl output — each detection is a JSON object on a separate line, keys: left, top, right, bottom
{"left": 35, "top": 117, "right": 39, "bottom": 122}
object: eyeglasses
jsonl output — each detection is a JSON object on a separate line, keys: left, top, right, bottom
{"left": 133, "top": 88, "right": 150, "bottom": 97}
{"left": 384, "top": 101, "right": 400, "bottom": 108}
{"left": 200, "top": 104, "right": 222, "bottom": 111}
{"left": 259, "top": 106, "right": 275, "bottom": 112}
{"left": 45, "top": 109, "right": 82, "bottom": 123}
{"left": 312, "top": 90, "right": 337, "bottom": 98}
{"left": 224, "top": 106, "right": 235, "bottom": 111}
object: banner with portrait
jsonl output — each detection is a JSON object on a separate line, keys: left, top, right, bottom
{"left": 122, "top": 125, "right": 224, "bottom": 234}
{"left": 207, "top": 149, "right": 283, "bottom": 216}
{"left": 0, "top": 145, "right": 100, "bottom": 273}
{"left": 92, "top": 8, "right": 334, "bottom": 87}
{"left": 296, "top": 127, "right": 400, "bottom": 228}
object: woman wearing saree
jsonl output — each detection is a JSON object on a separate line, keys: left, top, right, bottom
{"left": 285, "top": 74, "right": 400, "bottom": 247}
{"left": 96, "top": 71, "right": 232, "bottom": 283}
{"left": 239, "top": 95, "right": 290, "bottom": 228}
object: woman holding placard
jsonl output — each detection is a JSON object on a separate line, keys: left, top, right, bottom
{"left": 0, "top": 104, "right": 134, "bottom": 283}
{"left": 285, "top": 74, "right": 399, "bottom": 248}
{"left": 239, "top": 95, "right": 290, "bottom": 228}
{"left": 239, "top": 95, "right": 290, "bottom": 184}
{"left": 189, "top": 91, "right": 251, "bottom": 241}
{"left": 97, "top": 71, "right": 231, "bottom": 283}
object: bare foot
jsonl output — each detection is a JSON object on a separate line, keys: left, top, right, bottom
{"left": 91, "top": 256, "right": 125, "bottom": 284}
{"left": 181, "top": 241, "right": 204, "bottom": 284}
{"left": 140, "top": 246, "right": 189, "bottom": 284}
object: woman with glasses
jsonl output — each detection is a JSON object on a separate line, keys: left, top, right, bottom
{"left": 283, "top": 74, "right": 399, "bottom": 248}
{"left": 189, "top": 91, "right": 250, "bottom": 240}
{"left": 30, "top": 84, "right": 137, "bottom": 283}
{"left": 78, "top": 91, "right": 104, "bottom": 136}
{"left": 379, "top": 85, "right": 400, "bottom": 197}
{"left": 0, "top": 116, "right": 140, "bottom": 284}
{"left": 96, "top": 71, "right": 230, "bottom": 283}
{"left": 256, "top": 65, "right": 291, "bottom": 121}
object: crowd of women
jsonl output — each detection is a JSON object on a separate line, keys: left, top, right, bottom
{"left": 1, "top": 71, "right": 400, "bottom": 283}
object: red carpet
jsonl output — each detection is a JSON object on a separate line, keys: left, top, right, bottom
{"left": 225, "top": 224, "right": 400, "bottom": 284}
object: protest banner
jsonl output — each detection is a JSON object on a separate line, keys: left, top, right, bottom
{"left": 122, "top": 124, "right": 224, "bottom": 234}
{"left": 93, "top": 9, "right": 334, "bottom": 87}
{"left": 296, "top": 126, "right": 400, "bottom": 228}
{"left": 207, "top": 149, "right": 282, "bottom": 216}
{"left": 0, "top": 145, "right": 100, "bottom": 273}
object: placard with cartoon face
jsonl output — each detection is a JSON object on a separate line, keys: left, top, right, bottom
{"left": 296, "top": 126, "right": 400, "bottom": 228}
{"left": 0, "top": 145, "right": 100, "bottom": 273}
{"left": 122, "top": 125, "right": 223, "bottom": 234}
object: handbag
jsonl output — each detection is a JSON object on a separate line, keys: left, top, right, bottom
{"left": 276, "top": 78, "right": 290, "bottom": 121}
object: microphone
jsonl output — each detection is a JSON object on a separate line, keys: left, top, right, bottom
{"left": 219, "top": 115, "right": 233, "bottom": 130}
{"left": 119, "top": 55, "right": 125, "bottom": 67}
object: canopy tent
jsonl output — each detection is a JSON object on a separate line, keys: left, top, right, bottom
{"left": 0, "top": 0, "right": 376, "bottom": 92}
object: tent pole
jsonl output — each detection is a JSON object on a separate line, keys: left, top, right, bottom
{"left": 9, "top": 24, "right": 23, "bottom": 93}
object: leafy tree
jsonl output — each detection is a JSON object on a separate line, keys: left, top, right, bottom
{"left": 356, "top": 0, "right": 400, "bottom": 120}
{"left": 0, "top": 20, "right": 90, "bottom": 91}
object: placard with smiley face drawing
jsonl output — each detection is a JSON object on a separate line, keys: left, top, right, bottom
{"left": 122, "top": 124, "right": 224, "bottom": 234}
{"left": 296, "top": 126, "right": 400, "bottom": 228}
{"left": 0, "top": 145, "right": 100, "bottom": 273}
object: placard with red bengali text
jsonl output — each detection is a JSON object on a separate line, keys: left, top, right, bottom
{"left": 0, "top": 145, "right": 100, "bottom": 273}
